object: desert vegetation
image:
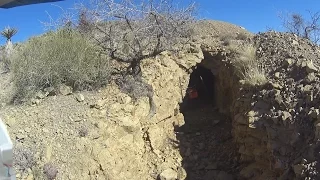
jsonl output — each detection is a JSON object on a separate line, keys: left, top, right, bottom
{"left": 10, "top": 29, "right": 109, "bottom": 101}
{"left": 280, "top": 10, "right": 320, "bottom": 43}
{"left": 3, "top": 0, "right": 198, "bottom": 104}
{"left": 0, "top": 26, "right": 18, "bottom": 72}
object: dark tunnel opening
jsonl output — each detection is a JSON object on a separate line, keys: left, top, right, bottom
{"left": 176, "top": 62, "right": 241, "bottom": 180}
{"left": 180, "top": 64, "right": 216, "bottom": 113}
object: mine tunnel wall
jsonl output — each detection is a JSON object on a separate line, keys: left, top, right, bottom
{"left": 201, "top": 49, "right": 281, "bottom": 179}
{"left": 200, "top": 50, "right": 240, "bottom": 115}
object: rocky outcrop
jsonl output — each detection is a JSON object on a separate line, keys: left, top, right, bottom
{"left": 231, "top": 32, "right": 320, "bottom": 180}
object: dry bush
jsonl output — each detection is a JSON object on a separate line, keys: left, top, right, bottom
{"left": 13, "top": 146, "right": 36, "bottom": 173}
{"left": 236, "top": 32, "right": 248, "bottom": 40}
{"left": 43, "top": 163, "right": 58, "bottom": 180}
{"left": 75, "top": 0, "right": 197, "bottom": 76}
{"left": 220, "top": 34, "right": 233, "bottom": 46}
{"left": 11, "top": 28, "right": 110, "bottom": 101}
{"left": 279, "top": 11, "right": 320, "bottom": 43}
{"left": 231, "top": 44, "right": 267, "bottom": 86}
{"left": 78, "top": 126, "right": 89, "bottom": 137}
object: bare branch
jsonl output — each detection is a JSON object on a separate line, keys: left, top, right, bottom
{"left": 280, "top": 10, "right": 320, "bottom": 43}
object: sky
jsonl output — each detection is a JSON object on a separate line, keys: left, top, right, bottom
{"left": 0, "top": 0, "right": 320, "bottom": 44}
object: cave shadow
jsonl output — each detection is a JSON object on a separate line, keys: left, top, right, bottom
{"left": 175, "top": 64, "right": 240, "bottom": 180}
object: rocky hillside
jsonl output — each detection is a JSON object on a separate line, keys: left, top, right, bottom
{"left": 233, "top": 31, "right": 320, "bottom": 179}
{"left": 1, "top": 20, "right": 320, "bottom": 180}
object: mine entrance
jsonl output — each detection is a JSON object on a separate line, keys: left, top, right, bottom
{"left": 180, "top": 64, "right": 215, "bottom": 112}
{"left": 176, "top": 62, "right": 240, "bottom": 180}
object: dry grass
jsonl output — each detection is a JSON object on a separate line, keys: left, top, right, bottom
{"left": 231, "top": 44, "right": 268, "bottom": 86}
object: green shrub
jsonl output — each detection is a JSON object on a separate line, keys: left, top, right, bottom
{"left": 11, "top": 29, "right": 110, "bottom": 101}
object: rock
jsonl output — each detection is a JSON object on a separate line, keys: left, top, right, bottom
{"left": 159, "top": 169, "right": 177, "bottom": 180}
{"left": 274, "top": 72, "right": 280, "bottom": 79}
{"left": 306, "top": 73, "right": 316, "bottom": 82}
{"left": 282, "top": 111, "right": 291, "bottom": 121}
{"left": 35, "top": 91, "right": 46, "bottom": 99}
{"left": 74, "top": 93, "right": 85, "bottom": 102}
{"left": 303, "top": 84, "right": 313, "bottom": 93}
{"left": 44, "top": 87, "right": 56, "bottom": 96}
{"left": 177, "top": 167, "right": 187, "bottom": 180}
{"left": 93, "top": 99, "right": 106, "bottom": 109}
{"left": 247, "top": 110, "right": 256, "bottom": 117}
{"left": 305, "top": 61, "right": 318, "bottom": 73}
{"left": 31, "top": 98, "right": 40, "bottom": 106}
{"left": 59, "top": 84, "right": 73, "bottom": 95}
{"left": 283, "top": 58, "right": 293, "bottom": 66}
{"left": 271, "top": 82, "right": 283, "bottom": 89}
{"left": 308, "top": 109, "right": 319, "bottom": 119}
{"left": 292, "top": 40, "right": 299, "bottom": 45}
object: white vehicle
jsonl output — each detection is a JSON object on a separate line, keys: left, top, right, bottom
{"left": 0, "top": 119, "right": 14, "bottom": 180}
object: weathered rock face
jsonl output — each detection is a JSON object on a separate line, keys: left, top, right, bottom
{"left": 230, "top": 32, "right": 320, "bottom": 180}
{"left": 87, "top": 48, "right": 203, "bottom": 180}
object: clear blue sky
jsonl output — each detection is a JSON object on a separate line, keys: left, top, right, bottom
{"left": 0, "top": 0, "right": 319, "bottom": 44}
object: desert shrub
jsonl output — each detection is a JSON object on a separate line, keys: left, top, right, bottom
{"left": 43, "top": 163, "right": 58, "bottom": 180}
{"left": 280, "top": 11, "right": 320, "bottom": 43}
{"left": 13, "top": 146, "right": 36, "bottom": 173}
{"left": 236, "top": 32, "right": 248, "bottom": 40}
{"left": 231, "top": 44, "right": 267, "bottom": 86}
{"left": 78, "top": 126, "right": 88, "bottom": 137}
{"left": 220, "top": 34, "right": 234, "bottom": 46}
{"left": 11, "top": 28, "right": 110, "bottom": 101}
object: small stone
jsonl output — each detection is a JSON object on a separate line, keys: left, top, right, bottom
{"left": 35, "top": 91, "right": 46, "bottom": 99}
{"left": 292, "top": 40, "right": 299, "bottom": 45}
{"left": 303, "top": 85, "right": 313, "bottom": 93}
{"left": 306, "top": 61, "right": 318, "bottom": 73}
{"left": 306, "top": 73, "right": 316, "bottom": 82}
{"left": 196, "top": 132, "right": 201, "bottom": 136}
{"left": 31, "top": 98, "right": 40, "bottom": 106}
{"left": 94, "top": 99, "right": 106, "bottom": 109}
{"left": 44, "top": 87, "right": 56, "bottom": 96}
{"left": 74, "top": 93, "right": 85, "bottom": 102}
{"left": 119, "top": 95, "right": 131, "bottom": 104}
{"left": 271, "top": 83, "right": 283, "bottom": 89}
{"left": 283, "top": 58, "right": 293, "bottom": 66}
{"left": 177, "top": 167, "right": 187, "bottom": 180}
{"left": 282, "top": 111, "right": 291, "bottom": 121}
{"left": 59, "top": 84, "right": 73, "bottom": 96}
{"left": 159, "top": 169, "right": 177, "bottom": 180}
{"left": 309, "top": 109, "right": 319, "bottom": 119}
{"left": 274, "top": 72, "right": 280, "bottom": 79}
{"left": 247, "top": 110, "right": 256, "bottom": 117}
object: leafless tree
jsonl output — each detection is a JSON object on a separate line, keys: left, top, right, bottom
{"left": 41, "top": 0, "right": 197, "bottom": 119}
{"left": 77, "top": 0, "right": 197, "bottom": 76}
{"left": 280, "top": 11, "right": 320, "bottom": 43}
